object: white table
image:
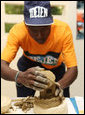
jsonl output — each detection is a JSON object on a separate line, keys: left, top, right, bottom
{"left": 8, "top": 96, "right": 84, "bottom": 114}
{"left": 66, "top": 97, "right": 84, "bottom": 114}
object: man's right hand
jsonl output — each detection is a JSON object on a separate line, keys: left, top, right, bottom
{"left": 17, "top": 67, "right": 49, "bottom": 91}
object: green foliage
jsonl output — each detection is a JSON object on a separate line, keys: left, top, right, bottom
{"left": 5, "top": 4, "right": 24, "bottom": 14}
{"left": 5, "top": 23, "right": 15, "bottom": 33}
{"left": 51, "top": 6, "right": 64, "bottom": 15}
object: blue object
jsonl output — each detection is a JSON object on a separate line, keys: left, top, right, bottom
{"left": 24, "top": 1, "right": 53, "bottom": 26}
{"left": 70, "top": 98, "right": 79, "bottom": 114}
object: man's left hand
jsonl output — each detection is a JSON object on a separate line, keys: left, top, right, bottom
{"left": 55, "top": 82, "right": 64, "bottom": 98}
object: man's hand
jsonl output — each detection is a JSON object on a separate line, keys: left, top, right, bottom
{"left": 17, "top": 66, "right": 49, "bottom": 91}
{"left": 55, "top": 82, "right": 64, "bottom": 98}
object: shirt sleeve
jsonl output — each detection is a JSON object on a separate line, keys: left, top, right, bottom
{"left": 1, "top": 26, "right": 20, "bottom": 63}
{"left": 62, "top": 26, "right": 77, "bottom": 68}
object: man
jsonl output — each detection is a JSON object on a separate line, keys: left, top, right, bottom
{"left": 1, "top": 1, "right": 78, "bottom": 97}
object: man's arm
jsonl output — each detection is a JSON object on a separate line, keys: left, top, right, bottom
{"left": 1, "top": 60, "right": 18, "bottom": 81}
{"left": 1, "top": 59, "right": 49, "bottom": 91}
{"left": 58, "top": 66, "right": 78, "bottom": 89}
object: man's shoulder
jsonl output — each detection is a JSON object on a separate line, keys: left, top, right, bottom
{"left": 52, "top": 19, "right": 72, "bottom": 34}
{"left": 52, "top": 19, "right": 69, "bottom": 28}
{"left": 11, "top": 22, "right": 27, "bottom": 31}
{"left": 9, "top": 22, "right": 28, "bottom": 37}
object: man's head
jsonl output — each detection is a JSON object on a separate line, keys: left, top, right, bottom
{"left": 24, "top": 1, "right": 53, "bottom": 44}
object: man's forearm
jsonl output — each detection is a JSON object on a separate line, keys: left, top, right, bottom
{"left": 1, "top": 60, "right": 18, "bottom": 82}
{"left": 58, "top": 66, "right": 78, "bottom": 89}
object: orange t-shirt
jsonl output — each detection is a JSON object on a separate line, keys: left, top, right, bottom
{"left": 1, "top": 19, "right": 77, "bottom": 69}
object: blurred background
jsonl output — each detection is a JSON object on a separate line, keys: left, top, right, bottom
{"left": 1, "top": 1, "right": 84, "bottom": 98}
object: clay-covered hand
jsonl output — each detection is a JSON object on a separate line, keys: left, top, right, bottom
{"left": 55, "top": 82, "right": 64, "bottom": 98}
{"left": 17, "top": 66, "right": 49, "bottom": 91}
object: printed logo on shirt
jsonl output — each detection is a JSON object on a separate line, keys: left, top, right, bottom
{"left": 29, "top": 6, "right": 48, "bottom": 18}
{"left": 24, "top": 51, "right": 60, "bottom": 66}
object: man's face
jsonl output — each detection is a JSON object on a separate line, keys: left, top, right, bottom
{"left": 27, "top": 25, "right": 51, "bottom": 44}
